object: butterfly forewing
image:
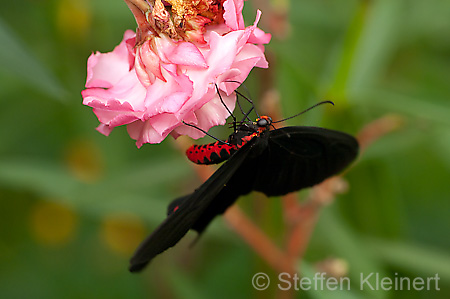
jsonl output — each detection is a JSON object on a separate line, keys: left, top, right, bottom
{"left": 250, "top": 126, "right": 358, "bottom": 196}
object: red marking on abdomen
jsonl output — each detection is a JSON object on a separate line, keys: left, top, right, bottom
{"left": 186, "top": 142, "right": 236, "bottom": 165}
{"left": 186, "top": 134, "right": 256, "bottom": 165}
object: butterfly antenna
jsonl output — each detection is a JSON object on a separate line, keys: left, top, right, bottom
{"left": 234, "top": 92, "right": 251, "bottom": 126}
{"left": 234, "top": 89, "right": 260, "bottom": 120}
{"left": 215, "top": 84, "right": 237, "bottom": 132}
{"left": 272, "top": 100, "right": 334, "bottom": 124}
{"left": 182, "top": 121, "right": 230, "bottom": 145}
{"left": 224, "top": 80, "right": 260, "bottom": 121}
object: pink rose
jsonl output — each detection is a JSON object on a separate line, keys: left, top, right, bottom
{"left": 82, "top": 0, "right": 271, "bottom": 147}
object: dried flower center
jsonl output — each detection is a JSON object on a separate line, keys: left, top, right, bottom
{"left": 150, "top": 0, "right": 225, "bottom": 43}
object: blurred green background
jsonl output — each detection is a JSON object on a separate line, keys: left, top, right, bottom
{"left": 0, "top": 0, "right": 449, "bottom": 298}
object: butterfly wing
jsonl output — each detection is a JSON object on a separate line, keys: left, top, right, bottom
{"left": 129, "top": 138, "right": 257, "bottom": 272}
{"left": 130, "top": 126, "right": 358, "bottom": 272}
{"left": 250, "top": 126, "right": 359, "bottom": 196}
{"left": 165, "top": 126, "right": 358, "bottom": 234}
{"left": 172, "top": 177, "right": 249, "bottom": 234}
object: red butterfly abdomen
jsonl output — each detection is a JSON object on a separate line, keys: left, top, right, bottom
{"left": 186, "top": 142, "right": 236, "bottom": 165}
{"left": 186, "top": 133, "right": 258, "bottom": 165}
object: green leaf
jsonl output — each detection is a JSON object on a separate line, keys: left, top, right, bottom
{"left": 0, "top": 18, "right": 67, "bottom": 101}
{"left": 347, "top": 0, "right": 405, "bottom": 92}
{"left": 353, "top": 89, "right": 450, "bottom": 125}
{"left": 0, "top": 157, "right": 190, "bottom": 223}
{"left": 164, "top": 267, "right": 207, "bottom": 299}
{"left": 366, "top": 238, "right": 450, "bottom": 282}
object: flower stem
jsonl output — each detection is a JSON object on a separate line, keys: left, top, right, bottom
{"left": 357, "top": 114, "right": 404, "bottom": 152}
{"left": 123, "top": 0, "right": 158, "bottom": 43}
{"left": 224, "top": 205, "right": 295, "bottom": 274}
{"left": 124, "top": 0, "right": 151, "bottom": 13}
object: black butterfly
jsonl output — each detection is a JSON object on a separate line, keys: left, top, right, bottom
{"left": 129, "top": 115, "right": 358, "bottom": 272}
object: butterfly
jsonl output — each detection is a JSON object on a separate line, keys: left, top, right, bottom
{"left": 129, "top": 112, "right": 358, "bottom": 272}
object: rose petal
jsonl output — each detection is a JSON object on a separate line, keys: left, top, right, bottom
{"left": 148, "top": 113, "right": 181, "bottom": 137}
{"left": 155, "top": 36, "right": 208, "bottom": 68}
{"left": 247, "top": 10, "right": 272, "bottom": 45}
{"left": 85, "top": 30, "right": 135, "bottom": 88}
{"left": 223, "top": 0, "right": 245, "bottom": 30}
{"left": 96, "top": 123, "right": 114, "bottom": 136}
{"left": 127, "top": 120, "right": 166, "bottom": 147}
{"left": 174, "top": 92, "right": 236, "bottom": 140}
{"left": 82, "top": 69, "right": 147, "bottom": 111}
{"left": 136, "top": 41, "right": 165, "bottom": 84}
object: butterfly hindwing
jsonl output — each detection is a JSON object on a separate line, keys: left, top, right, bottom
{"left": 129, "top": 138, "right": 257, "bottom": 272}
{"left": 250, "top": 126, "right": 359, "bottom": 196}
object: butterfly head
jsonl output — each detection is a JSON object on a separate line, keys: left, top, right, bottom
{"left": 255, "top": 116, "right": 272, "bottom": 128}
